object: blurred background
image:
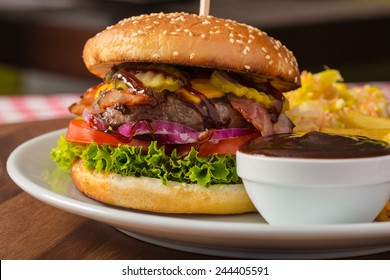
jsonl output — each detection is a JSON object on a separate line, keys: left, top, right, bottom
{"left": 1, "top": 0, "right": 390, "bottom": 95}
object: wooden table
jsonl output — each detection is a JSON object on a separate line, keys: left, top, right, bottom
{"left": 1, "top": 118, "right": 390, "bottom": 260}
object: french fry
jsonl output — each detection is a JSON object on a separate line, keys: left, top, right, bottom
{"left": 319, "top": 127, "right": 390, "bottom": 141}
{"left": 345, "top": 110, "right": 390, "bottom": 129}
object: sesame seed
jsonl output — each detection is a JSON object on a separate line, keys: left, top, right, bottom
{"left": 236, "top": 39, "right": 243, "bottom": 44}
{"left": 288, "top": 69, "right": 292, "bottom": 75}
{"left": 173, "top": 51, "right": 179, "bottom": 56}
{"left": 266, "top": 55, "right": 271, "bottom": 60}
{"left": 153, "top": 21, "right": 160, "bottom": 24}
{"left": 152, "top": 54, "right": 160, "bottom": 59}
{"left": 249, "top": 34, "right": 255, "bottom": 39}
{"left": 170, "top": 32, "right": 178, "bottom": 35}
{"left": 145, "top": 25, "right": 152, "bottom": 29}
{"left": 202, "top": 20, "right": 211, "bottom": 24}
{"left": 189, "top": 32, "right": 193, "bottom": 36}
{"left": 163, "top": 30, "right": 168, "bottom": 35}
{"left": 244, "top": 65, "right": 251, "bottom": 70}
{"left": 190, "top": 53, "right": 195, "bottom": 59}
{"left": 133, "top": 20, "right": 139, "bottom": 24}
{"left": 268, "top": 60, "right": 273, "bottom": 65}
{"left": 229, "top": 33, "right": 234, "bottom": 37}
{"left": 248, "top": 40, "right": 252, "bottom": 44}
{"left": 201, "top": 34, "right": 206, "bottom": 38}
{"left": 132, "top": 32, "right": 138, "bottom": 37}
{"left": 261, "top": 47, "right": 268, "bottom": 53}
{"left": 229, "top": 38, "right": 234, "bottom": 43}
{"left": 238, "top": 34, "right": 244, "bottom": 38}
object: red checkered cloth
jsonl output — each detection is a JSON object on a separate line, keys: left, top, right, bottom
{"left": 0, "top": 93, "right": 80, "bottom": 124}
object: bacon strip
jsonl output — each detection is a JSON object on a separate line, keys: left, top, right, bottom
{"left": 227, "top": 94, "right": 293, "bottom": 135}
{"left": 69, "top": 86, "right": 156, "bottom": 116}
{"left": 68, "top": 84, "right": 99, "bottom": 115}
{"left": 97, "top": 89, "right": 153, "bottom": 111}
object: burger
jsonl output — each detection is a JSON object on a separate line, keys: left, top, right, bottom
{"left": 51, "top": 12, "right": 300, "bottom": 214}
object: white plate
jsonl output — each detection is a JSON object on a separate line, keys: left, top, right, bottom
{"left": 6, "top": 129, "right": 390, "bottom": 259}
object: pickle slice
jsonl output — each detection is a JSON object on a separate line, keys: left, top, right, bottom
{"left": 211, "top": 70, "right": 272, "bottom": 108}
{"left": 135, "top": 71, "right": 182, "bottom": 92}
{"left": 105, "top": 63, "right": 188, "bottom": 93}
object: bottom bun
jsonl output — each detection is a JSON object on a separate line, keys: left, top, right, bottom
{"left": 71, "top": 159, "right": 257, "bottom": 214}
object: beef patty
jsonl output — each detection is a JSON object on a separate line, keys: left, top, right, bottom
{"left": 97, "top": 93, "right": 251, "bottom": 131}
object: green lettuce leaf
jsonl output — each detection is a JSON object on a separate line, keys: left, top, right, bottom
{"left": 50, "top": 135, "right": 84, "bottom": 171}
{"left": 50, "top": 136, "right": 240, "bottom": 187}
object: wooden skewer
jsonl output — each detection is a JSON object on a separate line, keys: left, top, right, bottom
{"left": 199, "top": 0, "right": 210, "bottom": 16}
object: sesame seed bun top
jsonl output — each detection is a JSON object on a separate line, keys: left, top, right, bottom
{"left": 83, "top": 12, "right": 300, "bottom": 89}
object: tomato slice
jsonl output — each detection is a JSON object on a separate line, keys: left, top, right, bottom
{"left": 197, "top": 133, "right": 260, "bottom": 157}
{"left": 65, "top": 119, "right": 259, "bottom": 156}
{"left": 65, "top": 119, "right": 150, "bottom": 150}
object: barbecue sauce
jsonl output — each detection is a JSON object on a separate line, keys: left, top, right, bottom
{"left": 110, "top": 65, "right": 223, "bottom": 129}
{"left": 180, "top": 86, "right": 223, "bottom": 129}
{"left": 239, "top": 131, "right": 390, "bottom": 159}
{"left": 104, "top": 64, "right": 286, "bottom": 132}
{"left": 126, "top": 66, "right": 223, "bottom": 129}
{"left": 112, "top": 70, "right": 158, "bottom": 106}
